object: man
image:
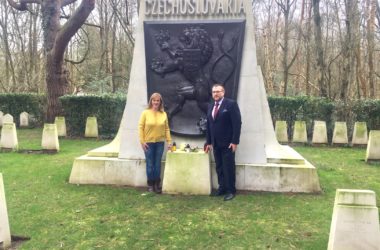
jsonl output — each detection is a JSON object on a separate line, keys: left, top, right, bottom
{"left": 205, "top": 84, "right": 242, "bottom": 201}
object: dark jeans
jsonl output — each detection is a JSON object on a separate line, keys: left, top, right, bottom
{"left": 144, "top": 142, "right": 164, "bottom": 181}
{"left": 213, "top": 146, "right": 236, "bottom": 194}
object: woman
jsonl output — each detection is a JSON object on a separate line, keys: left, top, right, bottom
{"left": 139, "top": 93, "right": 172, "bottom": 193}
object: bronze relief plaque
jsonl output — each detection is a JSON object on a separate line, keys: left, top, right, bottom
{"left": 144, "top": 19, "right": 245, "bottom": 136}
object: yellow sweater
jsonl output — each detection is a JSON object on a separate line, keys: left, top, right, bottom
{"left": 138, "top": 109, "right": 171, "bottom": 144}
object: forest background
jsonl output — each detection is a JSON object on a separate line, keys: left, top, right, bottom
{"left": 0, "top": 0, "right": 379, "bottom": 103}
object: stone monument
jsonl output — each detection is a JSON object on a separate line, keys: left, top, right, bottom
{"left": 275, "top": 121, "right": 288, "bottom": 143}
{"left": 365, "top": 130, "right": 380, "bottom": 163}
{"left": 332, "top": 122, "right": 348, "bottom": 145}
{"left": 352, "top": 122, "right": 368, "bottom": 146}
{"left": 312, "top": 120, "right": 328, "bottom": 145}
{"left": 0, "top": 173, "right": 11, "bottom": 249}
{"left": 70, "top": 0, "right": 321, "bottom": 193}
{"left": 41, "top": 124, "right": 60, "bottom": 152}
{"left": 0, "top": 111, "right": 3, "bottom": 127}
{"left": 0, "top": 123, "right": 18, "bottom": 150}
{"left": 54, "top": 117, "right": 67, "bottom": 137}
{"left": 292, "top": 121, "right": 308, "bottom": 144}
{"left": 85, "top": 117, "right": 98, "bottom": 138}
{"left": 328, "top": 189, "right": 380, "bottom": 250}
{"left": 2, "top": 114, "right": 13, "bottom": 125}
{"left": 19, "top": 112, "right": 29, "bottom": 127}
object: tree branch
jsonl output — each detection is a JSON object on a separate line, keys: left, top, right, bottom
{"left": 54, "top": 0, "right": 95, "bottom": 62}
{"left": 7, "top": 0, "right": 41, "bottom": 11}
{"left": 61, "top": 0, "right": 78, "bottom": 7}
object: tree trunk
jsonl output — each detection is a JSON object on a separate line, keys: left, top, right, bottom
{"left": 312, "top": 0, "right": 327, "bottom": 97}
{"left": 367, "top": 0, "right": 376, "bottom": 98}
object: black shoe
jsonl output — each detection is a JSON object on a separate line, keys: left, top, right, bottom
{"left": 223, "top": 193, "right": 235, "bottom": 201}
{"left": 210, "top": 189, "right": 226, "bottom": 197}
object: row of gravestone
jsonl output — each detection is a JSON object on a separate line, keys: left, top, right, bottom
{"left": 0, "top": 115, "right": 99, "bottom": 151}
{"left": 275, "top": 120, "right": 380, "bottom": 162}
{"left": 0, "top": 111, "right": 32, "bottom": 128}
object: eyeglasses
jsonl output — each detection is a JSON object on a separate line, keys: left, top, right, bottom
{"left": 212, "top": 90, "right": 224, "bottom": 93}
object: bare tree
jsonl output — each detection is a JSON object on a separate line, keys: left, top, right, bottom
{"left": 7, "top": 0, "right": 95, "bottom": 122}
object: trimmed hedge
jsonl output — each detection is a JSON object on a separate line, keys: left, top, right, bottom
{"left": 59, "top": 94, "right": 126, "bottom": 137}
{"left": 268, "top": 96, "right": 380, "bottom": 142}
{"left": 0, "top": 93, "right": 46, "bottom": 126}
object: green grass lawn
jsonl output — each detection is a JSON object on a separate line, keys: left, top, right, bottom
{"left": 0, "top": 128, "right": 379, "bottom": 249}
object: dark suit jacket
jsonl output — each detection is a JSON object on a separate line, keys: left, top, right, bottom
{"left": 206, "top": 98, "right": 242, "bottom": 148}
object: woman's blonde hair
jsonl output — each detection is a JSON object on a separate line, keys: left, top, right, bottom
{"left": 148, "top": 92, "right": 165, "bottom": 112}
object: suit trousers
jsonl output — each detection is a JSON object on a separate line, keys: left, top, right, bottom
{"left": 213, "top": 146, "right": 236, "bottom": 194}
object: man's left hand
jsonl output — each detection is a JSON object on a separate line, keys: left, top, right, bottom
{"left": 228, "top": 143, "right": 238, "bottom": 152}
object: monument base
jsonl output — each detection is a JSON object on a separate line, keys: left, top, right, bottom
{"left": 69, "top": 146, "right": 321, "bottom": 193}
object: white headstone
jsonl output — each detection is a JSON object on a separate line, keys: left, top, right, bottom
{"left": 19, "top": 112, "right": 29, "bottom": 127}
{"left": 312, "top": 120, "right": 328, "bottom": 144}
{"left": 365, "top": 130, "right": 380, "bottom": 162}
{"left": 54, "top": 117, "right": 67, "bottom": 137}
{"left": 332, "top": 122, "right": 348, "bottom": 145}
{"left": 0, "top": 173, "right": 11, "bottom": 249}
{"left": 85, "top": 117, "right": 98, "bottom": 138}
{"left": 2, "top": 114, "right": 13, "bottom": 124}
{"left": 41, "top": 123, "right": 60, "bottom": 151}
{"left": 0, "top": 111, "right": 3, "bottom": 127}
{"left": 328, "top": 189, "right": 380, "bottom": 250}
{"left": 352, "top": 122, "right": 368, "bottom": 146}
{"left": 275, "top": 121, "right": 288, "bottom": 143}
{"left": 0, "top": 123, "right": 18, "bottom": 150}
{"left": 292, "top": 121, "right": 308, "bottom": 143}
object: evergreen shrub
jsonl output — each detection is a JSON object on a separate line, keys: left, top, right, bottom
{"left": 268, "top": 96, "right": 335, "bottom": 141}
{"left": 0, "top": 93, "right": 46, "bottom": 126}
{"left": 59, "top": 94, "right": 126, "bottom": 137}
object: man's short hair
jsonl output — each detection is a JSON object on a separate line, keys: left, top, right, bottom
{"left": 212, "top": 83, "right": 225, "bottom": 90}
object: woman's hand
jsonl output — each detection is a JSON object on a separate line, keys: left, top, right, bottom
{"left": 141, "top": 143, "right": 149, "bottom": 152}
{"left": 167, "top": 143, "right": 172, "bottom": 150}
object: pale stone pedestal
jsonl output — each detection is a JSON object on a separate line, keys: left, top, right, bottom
{"left": 54, "top": 117, "right": 67, "bottom": 137}
{"left": 0, "top": 123, "right": 18, "bottom": 150}
{"left": 365, "top": 130, "right": 380, "bottom": 163}
{"left": 292, "top": 121, "right": 308, "bottom": 144}
{"left": 0, "top": 173, "right": 11, "bottom": 249}
{"left": 85, "top": 117, "right": 98, "bottom": 138}
{"left": 275, "top": 121, "right": 288, "bottom": 144}
{"left": 332, "top": 122, "right": 348, "bottom": 145}
{"left": 312, "top": 120, "right": 328, "bottom": 145}
{"left": 2, "top": 115, "right": 13, "bottom": 125}
{"left": 352, "top": 122, "right": 368, "bottom": 146}
{"left": 328, "top": 189, "right": 380, "bottom": 250}
{"left": 162, "top": 151, "right": 211, "bottom": 195}
{"left": 19, "top": 112, "right": 29, "bottom": 127}
{"left": 0, "top": 111, "right": 3, "bottom": 127}
{"left": 41, "top": 124, "right": 60, "bottom": 151}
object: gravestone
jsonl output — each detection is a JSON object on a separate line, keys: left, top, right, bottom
{"left": 85, "top": 117, "right": 98, "bottom": 138}
{"left": 19, "top": 112, "right": 29, "bottom": 127}
{"left": 312, "top": 120, "right": 328, "bottom": 145}
{"left": 41, "top": 124, "right": 60, "bottom": 152}
{"left": 0, "top": 123, "right": 18, "bottom": 150}
{"left": 2, "top": 114, "right": 13, "bottom": 124}
{"left": 0, "top": 173, "right": 11, "bottom": 249}
{"left": 332, "top": 122, "right": 348, "bottom": 145}
{"left": 0, "top": 111, "right": 3, "bottom": 127}
{"left": 328, "top": 189, "right": 380, "bottom": 250}
{"left": 292, "top": 121, "right": 308, "bottom": 144}
{"left": 352, "top": 122, "right": 368, "bottom": 146}
{"left": 70, "top": 0, "right": 321, "bottom": 193}
{"left": 54, "top": 117, "right": 67, "bottom": 137}
{"left": 275, "top": 121, "right": 288, "bottom": 143}
{"left": 365, "top": 130, "right": 380, "bottom": 163}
